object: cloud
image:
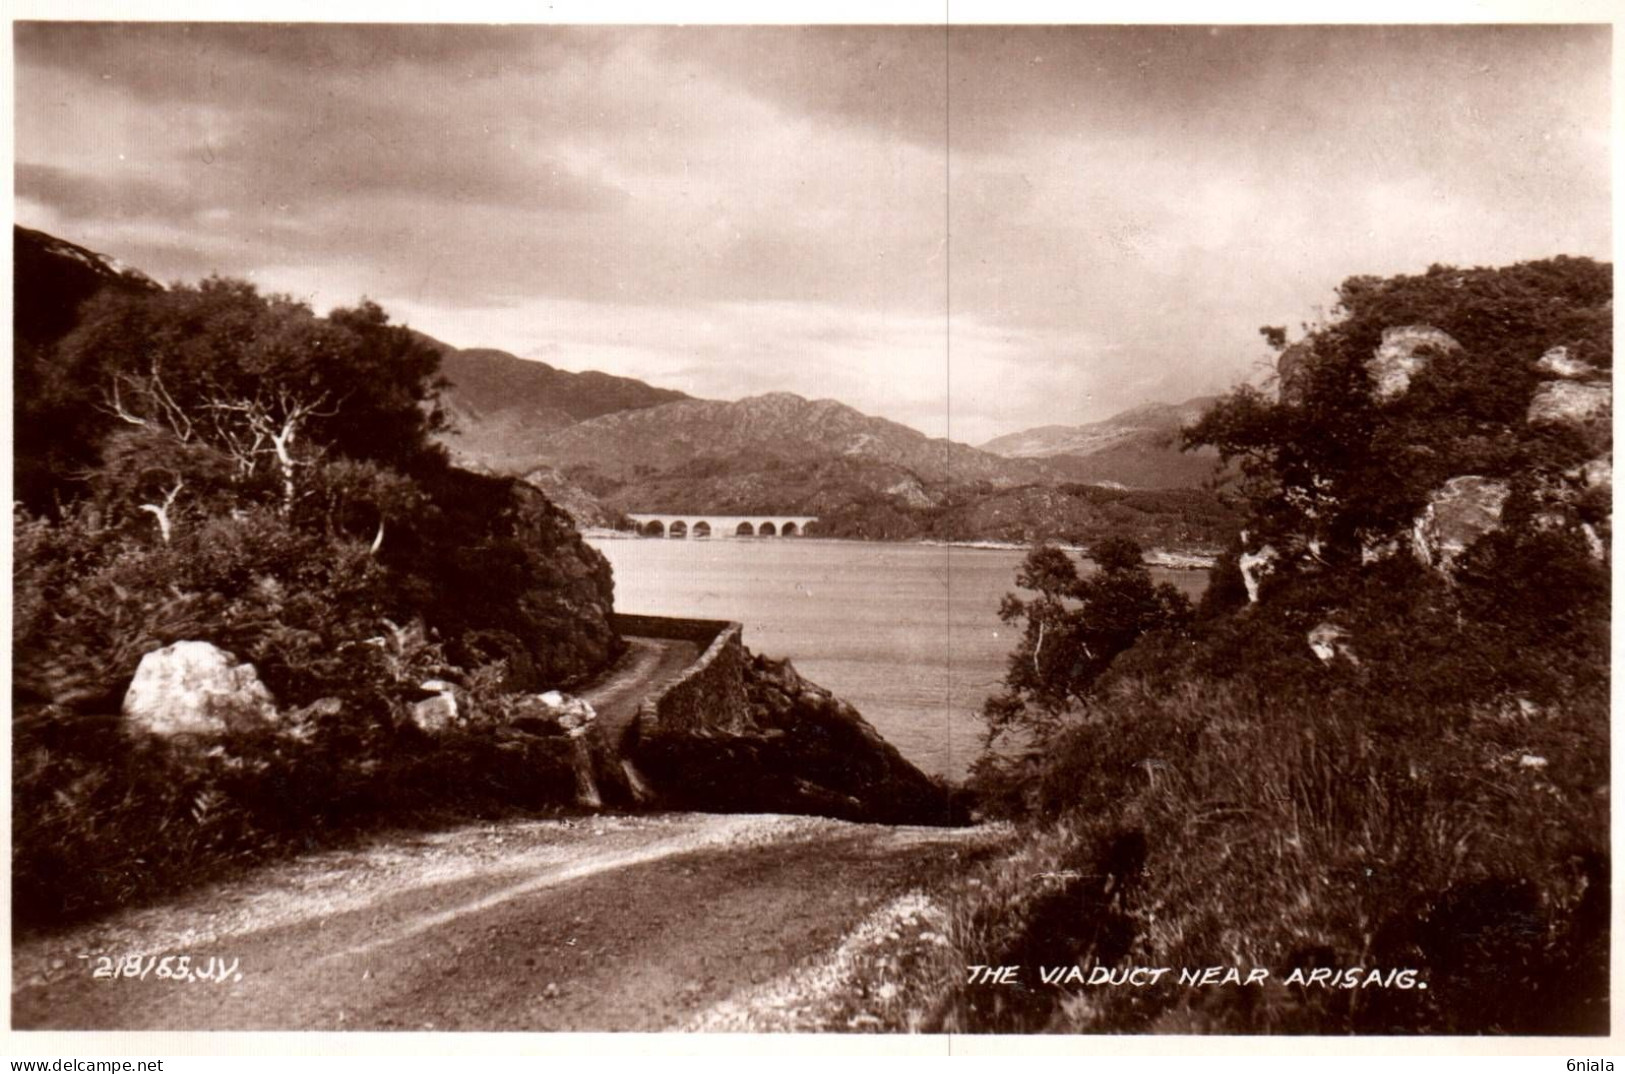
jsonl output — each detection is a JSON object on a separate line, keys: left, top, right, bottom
{"left": 14, "top": 23, "right": 1611, "bottom": 442}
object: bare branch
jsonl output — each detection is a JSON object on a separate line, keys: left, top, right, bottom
{"left": 137, "top": 476, "right": 185, "bottom": 543}
{"left": 102, "top": 378, "right": 148, "bottom": 427}
{"left": 146, "top": 364, "right": 193, "bottom": 442}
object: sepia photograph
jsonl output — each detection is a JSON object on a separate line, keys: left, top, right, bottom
{"left": 8, "top": 7, "right": 1614, "bottom": 1044}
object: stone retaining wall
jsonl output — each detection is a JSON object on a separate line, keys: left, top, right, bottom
{"left": 623, "top": 617, "right": 754, "bottom": 741}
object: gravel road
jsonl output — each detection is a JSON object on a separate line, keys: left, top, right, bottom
{"left": 14, "top": 811, "right": 1006, "bottom": 1032}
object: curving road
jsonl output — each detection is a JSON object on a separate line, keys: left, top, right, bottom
{"left": 576, "top": 635, "right": 699, "bottom": 751}
{"left": 13, "top": 632, "right": 1008, "bottom": 1032}
{"left": 13, "top": 812, "right": 1005, "bottom": 1031}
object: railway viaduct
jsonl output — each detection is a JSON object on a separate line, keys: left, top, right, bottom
{"left": 625, "top": 513, "right": 820, "bottom": 539}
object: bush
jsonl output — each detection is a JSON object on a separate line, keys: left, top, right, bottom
{"left": 979, "top": 539, "right": 1192, "bottom": 748}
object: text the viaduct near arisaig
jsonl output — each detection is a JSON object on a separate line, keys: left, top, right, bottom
{"left": 625, "top": 514, "right": 820, "bottom": 539}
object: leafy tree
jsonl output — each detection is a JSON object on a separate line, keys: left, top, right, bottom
{"left": 981, "top": 537, "right": 1192, "bottom": 747}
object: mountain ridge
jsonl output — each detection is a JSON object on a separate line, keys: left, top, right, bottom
{"left": 980, "top": 395, "right": 1226, "bottom": 489}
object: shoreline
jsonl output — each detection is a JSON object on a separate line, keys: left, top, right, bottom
{"left": 581, "top": 528, "right": 1217, "bottom": 570}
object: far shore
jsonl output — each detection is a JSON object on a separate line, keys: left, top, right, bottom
{"left": 580, "top": 528, "right": 1218, "bottom": 570}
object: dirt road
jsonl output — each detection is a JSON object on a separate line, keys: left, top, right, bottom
{"left": 13, "top": 812, "right": 1006, "bottom": 1032}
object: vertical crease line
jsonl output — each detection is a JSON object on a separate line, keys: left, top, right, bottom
{"left": 943, "top": 7, "right": 954, "bottom": 783}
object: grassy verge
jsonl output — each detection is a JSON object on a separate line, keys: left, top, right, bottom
{"left": 919, "top": 662, "right": 1607, "bottom": 1034}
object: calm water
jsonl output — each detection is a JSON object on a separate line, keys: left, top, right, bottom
{"left": 588, "top": 537, "right": 1208, "bottom": 779}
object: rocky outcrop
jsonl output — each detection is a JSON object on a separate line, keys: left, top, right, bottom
{"left": 1412, "top": 476, "right": 1510, "bottom": 573}
{"left": 1368, "top": 326, "right": 1460, "bottom": 402}
{"left": 123, "top": 641, "right": 279, "bottom": 736}
{"left": 623, "top": 630, "right": 956, "bottom": 826}
{"left": 1527, "top": 380, "right": 1611, "bottom": 430}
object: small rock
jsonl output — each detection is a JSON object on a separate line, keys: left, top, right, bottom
{"left": 1238, "top": 544, "right": 1278, "bottom": 604}
{"left": 1361, "top": 535, "right": 1400, "bottom": 566}
{"left": 1582, "top": 454, "right": 1613, "bottom": 491}
{"left": 409, "top": 692, "right": 458, "bottom": 733}
{"left": 1535, "top": 345, "right": 1598, "bottom": 380}
{"left": 1307, "top": 622, "right": 1358, "bottom": 666}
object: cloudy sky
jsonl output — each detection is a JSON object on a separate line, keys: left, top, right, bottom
{"left": 14, "top": 21, "right": 1611, "bottom": 444}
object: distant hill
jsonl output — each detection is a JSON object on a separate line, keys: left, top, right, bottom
{"left": 14, "top": 225, "right": 167, "bottom": 506}
{"left": 424, "top": 342, "right": 689, "bottom": 473}
{"left": 535, "top": 392, "right": 1050, "bottom": 488}
{"left": 521, "top": 393, "right": 1238, "bottom": 549}
{"left": 980, "top": 397, "right": 1226, "bottom": 489}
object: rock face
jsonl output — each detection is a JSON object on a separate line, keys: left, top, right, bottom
{"left": 123, "top": 641, "right": 278, "bottom": 736}
{"left": 1412, "top": 476, "right": 1511, "bottom": 572}
{"left": 1368, "top": 326, "right": 1461, "bottom": 402}
{"left": 624, "top": 630, "right": 956, "bottom": 825}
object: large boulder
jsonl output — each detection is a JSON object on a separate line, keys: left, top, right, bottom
{"left": 122, "top": 641, "right": 278, "bottom": 736}
{"left": 509, "top": 690, "right": 598, "bottom": 737}
{"left": 505, "top": 690, "right": 603, "bottom": 807}
{"left": 1368, "top": 326, "right": 1461, "bottom": 402}
{"left": 1411, "top": 476, "right": 1510, "bottom": 572}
